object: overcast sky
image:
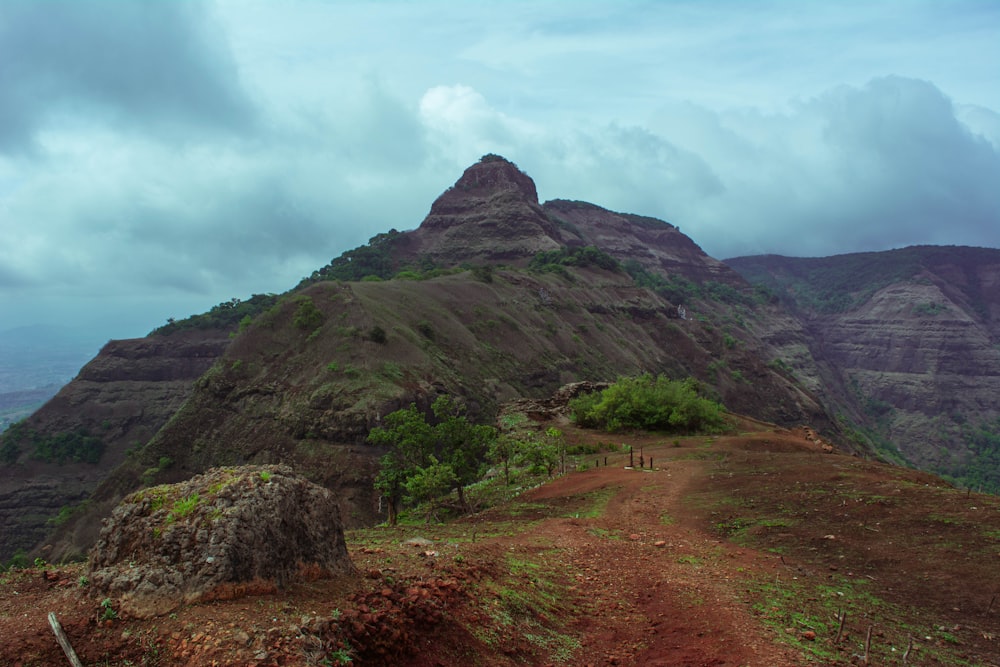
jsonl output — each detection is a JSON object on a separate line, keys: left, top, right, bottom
{"left": 2, "top": 0, "right": 999, "bottom": 346}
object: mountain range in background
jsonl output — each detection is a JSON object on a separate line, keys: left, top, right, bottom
{"left": 1, "top": 155, "right": 998, "bottom": 564}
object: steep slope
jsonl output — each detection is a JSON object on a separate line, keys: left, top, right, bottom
{"left": 5, "top": 155, "right": 838, "bottom": 562}
{"left": 727, "top": 246, "right": 1000, "bottom": 489}
{"left": 0, "top": 331, "right": 229, "bottom": 561}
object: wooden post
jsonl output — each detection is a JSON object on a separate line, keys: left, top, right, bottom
{"left": 862, "top": 626, "right": 872, "bottom": 665}
{"left": 834, "top": 610, "right": 846, "bottom": 643}
{"left": 48, "top": 612, "right": 84, "bottom": 667}
{"left": 629, "top": 447, "right": 634, "bottom": 467}
{"left": 649, "top": 457, "right": 653, "bottom": 469}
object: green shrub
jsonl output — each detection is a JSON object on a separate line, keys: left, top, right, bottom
{"left": 292, "top": 295, "right": 324, "bottom": 330}
{"left": 0, "top": 432, "right": 20, "bottom": 463}
{"left": 530, "top": 246, "right": 620, "bottom": 274}
{"left": 300, "top": 230, "right": 402, "bottom": 285}
{"left": 415, "top": 320, "right": 435, "bottom": 340}
{"left": 569, "top": 374, "right": 725, "bottom": 433}
{"left": 471, "top": 264, "right": 495, "bottom": 283}
{"left": 368, "top": 326, "right": 387, "bottom": 344}
{"left": 3, "top": 423, "right": 105, "bottom": 465}
{"left": 152, "top": 293, "right": 279, "bottom": 336}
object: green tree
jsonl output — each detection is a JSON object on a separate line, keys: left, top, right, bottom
{"left": 430, "top": 396, "right": 496, "bottom": 511}
{"left": 489, "top": 433, "right": 520, "bottom": 485}
{"left": 404, "top": 456, "right": 459, "bottom": 522}
{"left": 367, "top": 404, "right": 434, "bottom": 525}
{"left": 545, "top": 427, "right": 567, "bottom": 476}
{"left": 367, "top": 397, "right": 496, "bottom": 523}
{"left": 518, "top": 431, "right": 560, "bottom": 477}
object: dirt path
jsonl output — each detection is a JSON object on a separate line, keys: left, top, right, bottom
{"left": 16, "top": 424, "right": 993, "bottom": 665}
{"left": 510, "top": 456, "right": 803, "bottom": 666}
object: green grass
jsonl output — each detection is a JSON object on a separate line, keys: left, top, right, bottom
{"left": 585, "top": 527, "right": 622, "bottom": 540}
{"left": 560, "top": 487, "right": 617, "bottom": 519}
{"left": 746, "top": 572, "right": 976, "bottom": 665}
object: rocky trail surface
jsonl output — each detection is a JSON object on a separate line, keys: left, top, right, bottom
{"left": 1, "top": 424, "right": 997, "bottom": 666}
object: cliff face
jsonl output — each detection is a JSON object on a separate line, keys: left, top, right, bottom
{"left": 0, "top": 331, "right": 229, "bottom": 560}
{"left": 540, "top": 200, "right": 737, "bottom": 284}
{"left": 408, "top": 156, "right": 563, "bottom": 263}
{"left": 727, "top": 247, "right": 1000, "bottom": 485}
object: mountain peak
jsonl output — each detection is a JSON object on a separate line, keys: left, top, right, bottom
{"left": 445, "top": 154, "right": 539, "bottom": 204}
{"left": 413, "top": 155, "right": 557, "bottom": 262}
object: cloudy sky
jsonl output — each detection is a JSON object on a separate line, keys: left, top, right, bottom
{"left": 2, "top": 0, "right": 999, "bottom": 346}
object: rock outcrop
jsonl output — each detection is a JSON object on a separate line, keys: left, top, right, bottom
{"left": 408, "top": 155, "right": 741, "bottom": 285}
{"left": 87, "top": 465, "right": 354, "bottom": 617}
{"left": 410, "top": 155, "right": 563, "bottom": 263}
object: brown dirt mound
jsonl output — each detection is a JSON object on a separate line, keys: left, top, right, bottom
{"left": 87, "top": 464, "right": 354, "bottom": 617}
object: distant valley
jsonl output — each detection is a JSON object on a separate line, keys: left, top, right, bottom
{"left": 0, "top": 325, "right": 104, "bottom": 431}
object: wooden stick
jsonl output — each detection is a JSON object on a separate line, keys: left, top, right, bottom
{"left": 986, "top": 593, "right": 997, "bottom": 616}
{"left": 48, "top": 612, "right": 84, "bottom": 667}
{"left": 862, "top": 625, "right": 872, "bottom": 665}
{"left": 834, "top": 609, "right": 846, "bottom": 643}
{"left": 902, "top": 635, "right": 913, "bottom": 664}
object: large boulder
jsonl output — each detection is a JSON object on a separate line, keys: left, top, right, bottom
{"left": 87, "top": 464, "right": 354, "bottom": 617}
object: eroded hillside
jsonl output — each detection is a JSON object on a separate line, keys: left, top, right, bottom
{"left": 728, "top": 246, "right": 1000, "bottom": 491}
{"left": 2, "top": 155, "right": 840, "bottom": 563}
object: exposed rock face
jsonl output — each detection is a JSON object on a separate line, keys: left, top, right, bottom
{"left": 87, "top": 465, "right": 354, "bottom": 617}
{"left": 412, "top": 156, "right": 563, "bottom": 262}
{"left": 0, "top": 330, "right": 229, "bottom": 562}
{"left": 409, "top": 156, "right": 742, "bottom": 287}
{"left": 540, "top": 200, "right": 738, "bottom": 284}
{"left": 499, "top": 381, "right": 613, "bottom": 422}
{"left": 727, "top": 246, "right": 1000, "bottom": 480}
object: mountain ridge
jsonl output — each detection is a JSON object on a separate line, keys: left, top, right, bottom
{"left": 727, "top": 244, "right": 1000, "bottom": 489}
{"left": 1, "top": 155, "right": 996, "bottom": 563}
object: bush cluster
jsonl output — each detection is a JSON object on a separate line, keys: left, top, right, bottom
{"left": 530, "top": 246, "right": 620, "bottom": 276}
{"left": 1, "top": 422, "right": 105, "bottom": 465}
{"left": 151, "top": 293, "right": 279, "bottom": 336}
{"left": 569, "top": 374, "right": 725, "bottom": 433}
{"left": 292, "top": 295, "right": 324, "bottom": 330}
